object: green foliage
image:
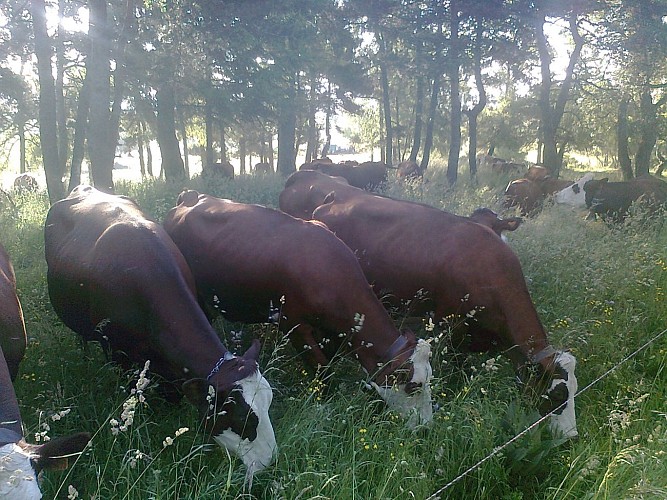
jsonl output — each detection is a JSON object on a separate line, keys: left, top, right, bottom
{"left": 1, "top": 174, "right": 665, "bottom": 499}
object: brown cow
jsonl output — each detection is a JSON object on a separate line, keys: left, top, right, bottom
{"left": 279, "top": 171, "right": 578, "bottom": 438}
{"left": 397, "top": 160, "right": 423, "bottom": 180}
{"left": 44, "top": 185, "right": 276, "bottom": 476}
{"left": 300, "top": 161, "right": 387, "bottom": 191}
{"left": 163, "top": 191, "right": 433, "bottom": 426}
{"left": 204, "top": 161, "right": 235, "bottom": 179}
{"left": 0, "top": 243, "right": 26, "bottom": 381}
{"left": 254, "top": 162, "right": 272, "bottom": 174}
{"left": 0, "top": 344, "right": 90, "bottom": 499}
{"left": 503, "top": 178, "right": 545, "bottom": 215}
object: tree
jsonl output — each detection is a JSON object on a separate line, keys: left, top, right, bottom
{"left": 31, "top": 0, "right": 66, "bottom": 202}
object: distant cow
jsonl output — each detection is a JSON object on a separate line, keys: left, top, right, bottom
{"left": 254, "top": 162, "right": 272, "bottom": 174}
{"left": 583, "top": 176, "right": 667, "bottom": 221}
{"left": 44, "top": 185, "right": 276, "bottom": 476}
{"left": 503, "top": 178, "right": 545, "bottom": 215}
{"left": 554, "top": 173, "right": 595, "bottom": 208}
{"left": 301, "top": 161, "right": 388, "bottom": 191}
{"left": 0, "top": 344, "right": 90, "bottom": 499}
{"left": 12, "top": 173, "right": 38, "bottom": 192}
{"left": 479, "top": 155, "right": 525, "bottom": 175}
{"left": 163, "top": 191, "right": 433, "bottom": 426}
{"left": 204, "top": 161, "right": 235, "bottom": 179}
{"left": 397, "top": 160, "right": 423, "bottom": 180}
{"left": 0, "top": 243, "right": 27, "bottom": 381}
{"left": 279, "top": 171, "right": 578, "bottom": 438}
{"left": 504, "top": 171, "right": 574, "bottom": 215}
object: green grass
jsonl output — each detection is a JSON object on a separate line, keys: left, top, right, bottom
{"left": 2, "top": 166, "right": 665, "bottom": 499}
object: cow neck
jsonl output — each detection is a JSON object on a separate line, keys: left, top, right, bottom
{"left": 0, "top": 351, "right": 23, "bottom": 446}
{"left": 148, "top": 289, "right": 230, "bottom": 381}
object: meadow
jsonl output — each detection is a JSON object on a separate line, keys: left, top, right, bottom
{"left": 1, "top": 165, "right": 665, "bottom": 499}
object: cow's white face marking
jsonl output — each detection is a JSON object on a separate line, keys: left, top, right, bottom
{"left": 371, "top": 339, "right": 433, "bottom": 428}
{"left": 213, "top": 370, "right": 276, "bottom": 480}
{"left": 555, "top": 173, "right": 594, "bottom": 207}
{"left": 548, "top": 352, "right": 578, "bottom": 439}
{"left": 0, "top": 443, "right": 42, "bottom": 499}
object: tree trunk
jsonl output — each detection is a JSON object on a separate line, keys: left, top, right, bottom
{"left": 68, "top": 71, "right": 90, "bottom": 192}
{"left": 155, "top": 82, "right": 186, "bottom": 182}
{"left": 18, "top": 113, "right": 26, "bottom": 174}
{"left": 420, "top": 74, "right": 441, "bottom": 173}
{"left": 180, "top": 108, "right": 190, "bottom": 178}
{"left": 220, "top": 123, "right": 227, "bottom": 165}
{"left": 409, "top": 75, "right": 425, "bottom": 163}
{"left": 465, "top": 19, "right": 487, "bottom": 181}
{"left": 379, "top": 36, "right": 393, "bottom": 168}
{"left": 321, "top": 82, "right": 332, "bottom": 158}
{"left": 87, "top": 0, "right": 114, "bottom": 193}
{"left": 56, "top": 0, "right": 68, "bottom": 185}
{"left": 138, "top": 120, "right": 146, "bottom": 178}
{"left": 617, "top": 96, "right": 633, "bottom": 180}
{"left": 205, "top": 98, "right": 214, "bottom": 168}
{"left": 634, "top": 89, "right": 664, "bottom": 177}
{"left": 277, "top": 82, "right": 297, "bottom": 175}
{"left": 31, "top": 0, "right": 65, "bottom": 203}
{"left": 446, "top": 0, "right": 461, "bottom": 186}
{"left": 239, "top": 136, "right": 246, "bottom": 174}
{"left": 535, "top": 11, "right": 584, "bottom": 176}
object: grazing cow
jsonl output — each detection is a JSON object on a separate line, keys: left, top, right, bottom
{"left": 300, "top": 161, "right": 388, "bottom": 191}
{"left": 0, "top": 243, "right": 27, "bottom": 381}
{"left": 583, "top": 176, "right": 667, "bottom": 221}
{"left": 163, "top": 191, "right": 433, "bottom": 426}
{"left": 204, "top": 161, "right": 235, "bottom": 179}
{"left": 12, "top": 174, "right": 38, "bottom": 193}
{"left": 554, "top": 173, "right": 595, "bottom": 208}
{"left": 397, "top": 160, "right": 423, "bottom": 180}
{"left": 254, "top": 162, "right": 272, "bottom": 174}
{"left": 0, "top": 344, "right": 91, "bottom": 499}
{"left": 524, "top": 165, "right": 550, "bottom": 182}
{"left": 279, "top": 171, "right": 578, "bottom": 438}
{"left": 503, "top": 178, "right": 545, "bottom": 215}
{"left": 44, "top": 185, "right": 276, "bottom": 476}
{"left": 479, "top": 155, "right": 525, "bottom": 175}
{"left": 469, "top": 208, "right": 523, "bottom": 240}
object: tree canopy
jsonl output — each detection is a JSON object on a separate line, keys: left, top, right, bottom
{"left": 0, "top": 0, "right": 665, "bottom": 200}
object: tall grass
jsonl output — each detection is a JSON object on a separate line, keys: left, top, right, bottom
{"left": 1, "top": 167, "right": 665, "bottom": 499}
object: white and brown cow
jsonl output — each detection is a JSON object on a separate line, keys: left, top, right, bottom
{"left": 554, "top": 173, "right": 595, "bottom": 208}
{"left": 0, "top": 345, "right": 91, "bottom": 499}
{"left": 163, "top": 191, "right": 433, "bottom": 427}
{"left": 1, "top": 245, "right": 90, "bottom": 499}
{"left": 279, "top": 171, "right": 578, "bottom": 439}
{"left": 44, "top": 185, "right": 276, "bottom": 477}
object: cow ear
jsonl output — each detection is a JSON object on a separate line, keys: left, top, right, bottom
{"left": 243, "top": 339, "right": 261, "bottom": 363}
{"left": 182, "top": 378, "right": 211, "bottom": 407}
{"left": 32, "top": 432, "right": 91, "bottom": 472}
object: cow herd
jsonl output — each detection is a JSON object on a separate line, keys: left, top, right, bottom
{"left": 10, "top": 156, "right": 664, "bottom": 495}
{"left": 496, "top": 161, "right": 667, "bottom": 220}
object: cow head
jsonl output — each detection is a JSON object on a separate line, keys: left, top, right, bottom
{"left": 530, "top": 350, "right": 578, "bottom": 439}
{"left": 0, "top": 433, "right": 90, "bottom": 499}
{"left": 555, "top": 173, "right": 595, "bottom": 207}
{"left": 182, "top": 340, "right": 276, "bottom": 477}
{"left": 370, "top": 331, "right": 433, "bottom": 428}
{"left": 583, "top": 178, "right": 608, "bottom": 208}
